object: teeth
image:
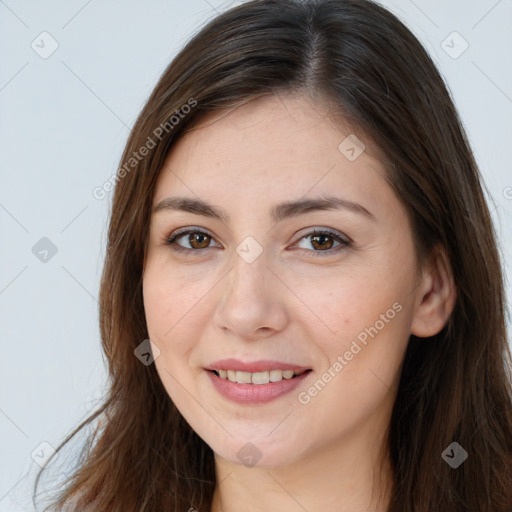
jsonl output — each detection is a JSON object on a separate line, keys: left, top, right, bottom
{"left": 251, "top": 371, "right": 270, "bottom": 384}
{"left": 215, "top": 368, "right": 306, "bottom": 384}
{"left": 269, "top": 369, "right": 283, "bottom": 382}
{"left": 236, "top": 371, "right": 252, "bottom": 384}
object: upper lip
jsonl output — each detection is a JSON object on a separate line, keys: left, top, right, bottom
{"left": 205, "top": 358, "right": 311, "bottom": 373}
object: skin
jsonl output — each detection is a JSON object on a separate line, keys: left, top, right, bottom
{"left": 142, "top": 92, "right": 456, "bottom": 512}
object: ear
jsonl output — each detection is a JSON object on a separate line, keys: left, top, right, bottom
{"left": 411, "top": 243, "right": 457, "bottom": 338}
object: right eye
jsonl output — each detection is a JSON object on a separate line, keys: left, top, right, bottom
{"left": 165, "top": 228, "right": 220, "bottom": 255}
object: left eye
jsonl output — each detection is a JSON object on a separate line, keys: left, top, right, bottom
{"left": 165, "top": 228, "right": 352, "bottom": 256}
{"left": 295, "top": 229, "right": 351, "bottom": 254}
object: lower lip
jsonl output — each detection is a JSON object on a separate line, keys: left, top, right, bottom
{"left": 206, "top": 370, "right": 311, "bottom": 404}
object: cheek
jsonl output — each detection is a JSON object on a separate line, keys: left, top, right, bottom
{"left": 142, "top": 265, "right": 194, "bottom": 370}
{"left": 303, "top": 274, "right": 397, "bottom": 344}
{"left": 143, "top": 258, "right": 210, "bottom": 338}
{"left": 142, "top": 259, "right": 223, "bottom": 395}
{"left": 297, "top": 303, "right": 411, "bottom": 440}
{"left": 143, "top": 272, "right": 196, "bottom": 408}
{"left": 302, "top": 263, "right": 413, "bottom": 386}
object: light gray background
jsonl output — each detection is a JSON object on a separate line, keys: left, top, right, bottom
{"left": 1, "top": 1, "right": 511, "bottom": 510}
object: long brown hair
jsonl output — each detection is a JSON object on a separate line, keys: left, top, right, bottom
{"left": 34, "top": 0, "right": 512, "bottom": 510}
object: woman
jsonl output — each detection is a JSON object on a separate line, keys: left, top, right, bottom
{"left": 34, "top": 0, "right": 512, "bottom": 510}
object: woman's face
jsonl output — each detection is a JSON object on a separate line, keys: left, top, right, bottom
{"left": 143, "top": 92, "right": 425, "bottom": 468}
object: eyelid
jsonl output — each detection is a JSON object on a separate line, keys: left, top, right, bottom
{"left": 166, "top": 225, "right": 215, "bottom": 241}
{"left": 294, "top": 226, "right": 352, "bottom": 245}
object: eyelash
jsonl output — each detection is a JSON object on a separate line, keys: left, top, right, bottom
{"left": 164, "top": 227, "right": 352, "bottom": 257}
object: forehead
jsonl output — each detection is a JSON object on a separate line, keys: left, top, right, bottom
{"left": 153, "top": 93, "right": 395, "bottom": 219}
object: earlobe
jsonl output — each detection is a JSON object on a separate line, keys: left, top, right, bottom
{"left": 410, "top": 244, "right": 457, "bottom": 338}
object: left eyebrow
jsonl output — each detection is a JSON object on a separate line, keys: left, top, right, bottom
{"left": 152, "top": 195, "right": 376, "bottom": 224}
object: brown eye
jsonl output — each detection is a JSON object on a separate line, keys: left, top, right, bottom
{"left": 165, "top": 228, "right": 219, "bottom": 255}
{"left": 186, "top": 232, "right": 211, "bottom": 249}
{"left": 310, "top": 233, "right": 335, "bottom": 250}
{"left": 294, "top": 229, "right": 352, "bottom": 257}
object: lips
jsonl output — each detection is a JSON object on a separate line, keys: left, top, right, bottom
{"left": 205, "top": 359, "right": 312, "bottom": 404}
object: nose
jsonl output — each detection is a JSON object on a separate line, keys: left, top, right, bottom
{"left": 213, "top": 247, "right": 289, "bottom": 341}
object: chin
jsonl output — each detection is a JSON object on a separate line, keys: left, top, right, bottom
{"left": 209, "top": 434, "right": 306, "bottom": 469}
